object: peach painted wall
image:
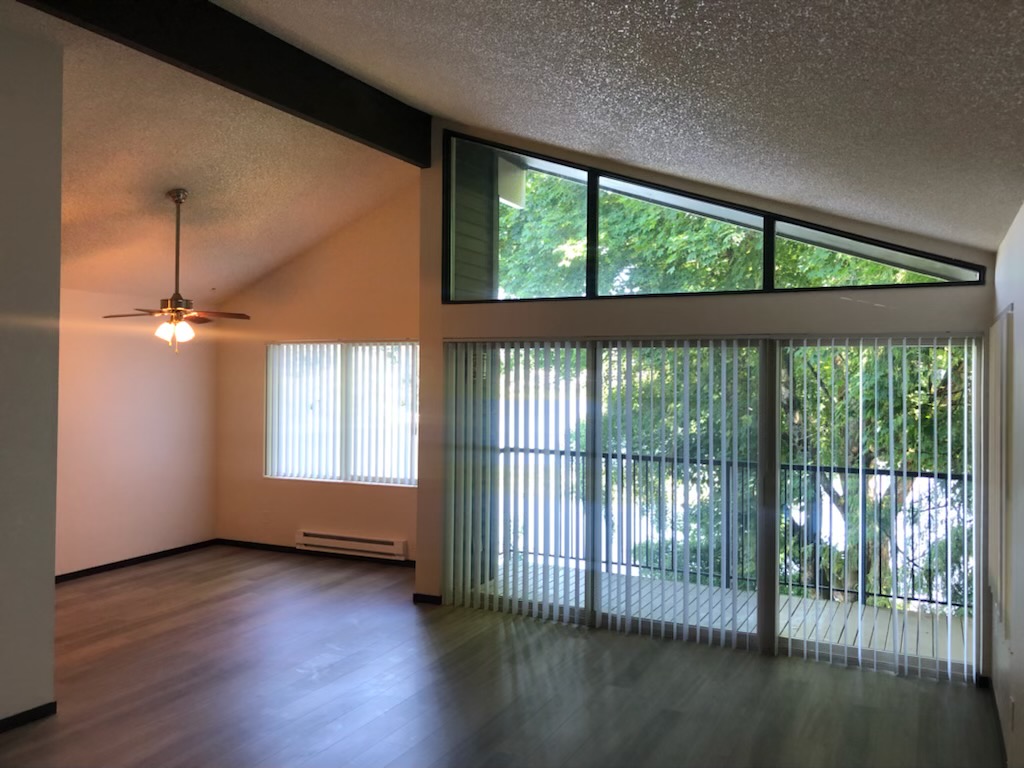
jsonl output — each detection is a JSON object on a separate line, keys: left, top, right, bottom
{"left": 55, "top": 289, "right": 216, "bottom": 575}
{"left": 214, "top": 183, "right": 420, "bottom": 556}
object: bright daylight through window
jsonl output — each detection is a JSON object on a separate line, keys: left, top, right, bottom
{"left": 446, "top": 336, "right": 978, "bottom": 679}
{"left": 265, "top": 342, "right": 419, "bottom": 485}
{"left": 446, "top": 135, "right": 983, "bottom": 302}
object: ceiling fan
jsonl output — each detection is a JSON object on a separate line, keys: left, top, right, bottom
{"left": 103, "top": 188, "right": 250, "bottom": 348}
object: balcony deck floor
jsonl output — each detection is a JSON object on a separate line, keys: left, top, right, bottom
{"left": 481, "top": 562, "right": 969, "bottom": 669}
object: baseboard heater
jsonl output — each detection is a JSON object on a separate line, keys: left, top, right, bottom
{"left": 295, "top": 529, "right": 407, "bottom": 561}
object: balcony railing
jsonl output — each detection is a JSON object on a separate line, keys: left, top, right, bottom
{"left": 496, "top": 446, "right": 972, "bottom": 611}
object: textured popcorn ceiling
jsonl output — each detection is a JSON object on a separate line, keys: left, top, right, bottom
{"left": 0, "top": 2, "right": 417, "bottom": 299}
{"left": 217, "top": 0, "right": 1024, "bottom": 253}
{"left": 3, "top": 1, "right": 1020, "bottom": 302}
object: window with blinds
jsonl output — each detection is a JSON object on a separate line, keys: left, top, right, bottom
{"left": 445, "top": 339, "right": 760, "bottom": 646}
{"left": 446, "top": 342, "right": 589, "bottom": 619}
{"left": 778, "top": 338, "right": 977, "bottom": 679}
{"left": 445, "top": 336, "right": 980, "bottom": 679}
{"left": 599, "top": 340, "right": 760, "bottom": 643}
{"left": 265, "top": 342, "right": 419, "bottom": 485}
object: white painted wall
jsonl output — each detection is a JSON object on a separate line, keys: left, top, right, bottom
{"left": 0, "top": 26, "right": 61, "bottom": 722}
{"left": 215, "top": 184, "right": 420, "bottom": 555}
{"left": 993, "top": 201, "right": 1024, "bottom": 765}
{"left": 416, "top": 120, "right": 996, "bottom": 598}
{"left": 55, "top": 289, "right": 216, "bottom": 575}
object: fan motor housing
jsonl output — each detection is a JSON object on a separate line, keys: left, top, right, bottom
{"left": 161, "top": 295, "right": 194, "bottom": 312}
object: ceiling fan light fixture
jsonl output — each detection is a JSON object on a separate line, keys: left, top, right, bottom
{"left": 103, "top": 188, "right": 251, "bottom": 346}
{"left": 154, "top": 318, "right": 195, "bottom": 347}
{"left": 174, "top": 320, "right": 195, "bottom": 342}
{"left": 155, "top": 321, "right": 176, "bottom": 342}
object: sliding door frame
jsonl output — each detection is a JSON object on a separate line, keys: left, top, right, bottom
{"left": 757, "top": 339, "right": 780, "bottom": 654}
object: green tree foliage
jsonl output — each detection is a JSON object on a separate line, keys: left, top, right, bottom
{"left": 775, "top": 238, "right": 942, "bottom": 289}
{"left": 496, "top": 171, "right": 942, "bottom": 298}
{"left": 491, "top": 169, "right": 973, "bottom": 618}
{"left": 597, "top": 191, "right": 760, "bottom": 294}
{"left": 781, "top": 342, "right": 974, "bottom": 612}
{"left": 498, "top": 171, "right": 587, "bottom": 299}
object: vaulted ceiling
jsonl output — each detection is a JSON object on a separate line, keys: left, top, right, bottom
{"left": 0, "top": 2, "right": 417, "bottom": 300}
{"left": 2, "top": 0, "right": 1022, "bottom": 299}
{"left": 215, "top": 0, "right": 1023, "bottom": 252}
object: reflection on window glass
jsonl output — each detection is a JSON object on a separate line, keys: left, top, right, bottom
{"left": 775, "top": 238, "right": 942, "bottom": 288}
{"left": 598, "top": 178, "right": 763, "bottom": 295}
{"left": 450, "top": 137, "right": 586, "bottom": 301}
{"left": 773, "top": 222, "right": 979, "bottom": 289}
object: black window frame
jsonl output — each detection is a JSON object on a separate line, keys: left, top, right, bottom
{"left": 442, "top": 130, "right": 986, "bottom": 304}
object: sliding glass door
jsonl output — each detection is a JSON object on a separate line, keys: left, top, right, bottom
{"left": 444, "top": 336, "right": 978, "bottom": 679}
{"left": 445, "top": 339, "right": 760, "bottom": 646}
{"left": 597, "top": 341, "right": 759, "bottom": 644}
{"left": 777, "top": 338, "right": 977, "bottom": 679}
{"left": 446, "top": 342, "right": 589, "bottom": 622}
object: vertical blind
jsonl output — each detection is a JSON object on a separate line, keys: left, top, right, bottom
{"left": 265, "top": 341, "right": 419, "bottom": 485}
{"left": 446, "top": 336, "right": 980, "bottom": 679}
{"left": 445, "top": 339, "right": 759, "bottom": 646}
{"left": 778, "top": 337, "right": 977, "bottom": 680}
{"left": 446, "top": 342, "right": 589, "bottom": 621}
{"left": 598, "top": 340, "right": 760, "bottom": 644}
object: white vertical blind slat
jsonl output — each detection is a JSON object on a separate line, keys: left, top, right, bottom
{"left": 946, "top": 338, "right": 954, "bottom": 681}
{"left": 624, "top": 342, "right": 634, "bottom": 633}
{"left": 682, "top": 342, "right": 691, "bottom": 641}
{"left": 452, "top": 344, "right": 466, "bottom": 604}
{"left": 731, "top": 341, "right": 740, "bottom": 648}
{"left": 660, "top": 342, "right": 669, "bottom": 639}
{"left": 695, "top": 346, "right": 704, "bottom": 643}
{"left": 813, "top": 339, "right": 822, "bottom": 661}
{"left": 444, "top": 344, "right": 457, "bottom": 604}
{"left": 887, "top": 343, "right": 899, "bottom": 673}
{"left": 471, "top": 343, "right": 483, "bottom": 609}
{"left": 542, "top": 343, "right": 552, "bottom": 618}
{"left": 577, "top": 345, "right": 586, "bottom": 619}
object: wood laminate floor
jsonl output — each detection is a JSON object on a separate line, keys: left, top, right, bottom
{"left": 0, "top": 545, "right": 1004, "bottom": 768}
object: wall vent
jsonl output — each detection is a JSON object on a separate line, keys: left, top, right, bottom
{"left": 295, "top": 530, "right": 407, "bottom": 561}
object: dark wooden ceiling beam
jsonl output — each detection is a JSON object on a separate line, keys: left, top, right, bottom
{"left": 17, "top": 0, "right": 432, "bottom": 168}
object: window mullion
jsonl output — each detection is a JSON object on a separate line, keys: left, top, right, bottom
{"left": 757, "top": 339, "right": 779, "bottom": 654}
{"left": 763, "top": 217, "right": 776, "bottom": 292}
{"left": 586, "top": 172, "right": 599, "bottom": 299}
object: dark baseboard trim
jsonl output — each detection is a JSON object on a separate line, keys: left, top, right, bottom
{"left": 56, "top": 540, "right": 216, "bottom": 583}
{"left": 413, "top": 593, "right": 442, "bottom": 605}
{"left": 55, "top": 538, "right": 415, "bottom": 585}
{"left": 0, "top": 702, "right": 56, "bottom": 735}
{"left": 977, "top": 675, "right": 992, "bottom": 689}
{"left": 213, "top": 538, "right": 416, "bottom": 568}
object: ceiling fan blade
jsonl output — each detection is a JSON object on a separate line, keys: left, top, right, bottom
{"left": 103, "top": 313, "right": 157, "bottom": 318}
{"left": 133, "top": 309, "right": 164, "bottom": 315}
{"left": 189, "top": 316, "right": 214, "bottom": 325}
{"left": 192, "top": 310, "right": 251, "bottom": 320}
